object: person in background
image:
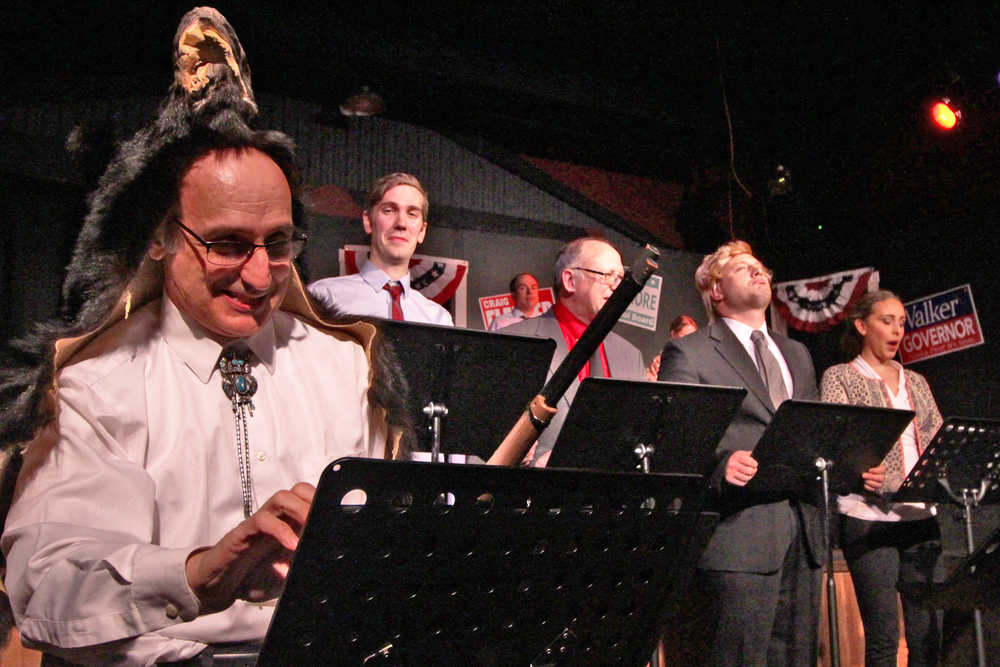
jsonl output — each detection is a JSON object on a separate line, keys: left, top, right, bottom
{"left": 309, "top": 172, "right": 453, "bottom": 325}
{"left": 821, "top": 289, "right": 943, "bottom": 666}
{"left": 670, "top": 314, "right": 698, "bottom": 339}
{"left": 489, "top": 272, "right": 545, "bottom": 330}
{"left": 646, "top": 314, "right": 698, "bottom": 380}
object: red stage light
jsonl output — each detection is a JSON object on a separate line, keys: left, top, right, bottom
{"left": 931, "top": 99, "right": 960, "bottom": 129}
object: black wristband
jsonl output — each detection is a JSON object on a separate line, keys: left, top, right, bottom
{"left": 526, "top": 402, "right": 548, "bottom": 432}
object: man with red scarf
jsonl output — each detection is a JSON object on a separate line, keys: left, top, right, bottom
{"left": 500, "top": 237, "right": 646, "bottom": 466}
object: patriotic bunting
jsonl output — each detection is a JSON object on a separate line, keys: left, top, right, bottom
{"left": 770, "top": 268, "right": 879, "bottom": 334}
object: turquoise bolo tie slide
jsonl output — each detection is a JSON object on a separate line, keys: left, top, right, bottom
{"left": 219, "top": 350, "right": 258, "bottom": 406}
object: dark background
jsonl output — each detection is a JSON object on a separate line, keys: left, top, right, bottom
{"left": 1, "top": 1, "right": 998, "bottom": 420}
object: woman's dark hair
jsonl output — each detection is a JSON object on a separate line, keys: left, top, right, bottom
{"left": 840, "top": 289, "right": 902, "bottom": 359}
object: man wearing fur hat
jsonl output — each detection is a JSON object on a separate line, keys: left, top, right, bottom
{"left": 0, "top": 8, "right": 409, "bottom": 665}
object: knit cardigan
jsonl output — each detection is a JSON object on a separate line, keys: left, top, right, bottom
{"left": 820, "top": 361, "right": 943, "bottom": 494}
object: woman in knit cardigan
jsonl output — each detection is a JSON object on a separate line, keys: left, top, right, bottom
{"left": 821, "top": 289, "right": 943, "bottom": 667}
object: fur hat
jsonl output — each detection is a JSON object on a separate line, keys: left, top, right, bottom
{"left": 2, "top": 6, "right": 265, "bottom": 453}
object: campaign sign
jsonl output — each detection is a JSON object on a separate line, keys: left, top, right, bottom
{"left": 479, "top": 288, "right": 555, "bottom": 329}
{"left": 620, "top": 274, "right": 662, "bottom": 332}
{"left": 900, "top": 284, "right": 984, "bottom": 364}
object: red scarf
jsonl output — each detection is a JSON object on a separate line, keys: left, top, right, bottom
{"left": 553, "top": 301, "right": 609, "bottom": 381}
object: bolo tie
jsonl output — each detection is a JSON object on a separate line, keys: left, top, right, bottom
{"left": 219, "top": 347, "right": 258, "bottom": 519}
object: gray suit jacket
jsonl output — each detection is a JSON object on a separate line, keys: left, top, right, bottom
{"left": 658, "top": 320, "right": 823, "bottom": 573}
{"left": 501, "top": 309, "right": 646, "bottom": 458}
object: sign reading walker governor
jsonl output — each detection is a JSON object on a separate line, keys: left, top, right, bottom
{"left": 900, "top": 284, "right": 984, "bottom": 365}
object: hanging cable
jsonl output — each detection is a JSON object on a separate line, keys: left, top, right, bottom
{"left": 715, "top": 36, "right": 753, "bottom": 239}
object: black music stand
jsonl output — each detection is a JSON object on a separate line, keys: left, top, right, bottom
{"left": 745, "top": 399, "right": 913, "bottom": 667}
{"left": 893, "top": 417, "right": 1000, "bottom": 667}
{"left": 747, "top": 400, "right": 913, "bottom": 497}
{"left": 258, "top": 457, "right": 718, "bottom": 666}
{"left": 378, "top": 320, "right": 555, "bottom": 462}
{"left": 546, "top": 379, "right": 746, "bottom": 476}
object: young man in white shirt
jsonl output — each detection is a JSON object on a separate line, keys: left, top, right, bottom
{"left": 309, "top": 173, "right": 454, "bottom": 325}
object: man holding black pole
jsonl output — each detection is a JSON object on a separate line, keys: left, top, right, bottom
{"left": 502, "top": 237, "right": 645, "bottom": 467}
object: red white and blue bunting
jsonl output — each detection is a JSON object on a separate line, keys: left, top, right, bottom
{"left": 770, "top": 268, "right": 879, "bottom": 335}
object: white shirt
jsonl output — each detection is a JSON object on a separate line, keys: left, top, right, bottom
{"left": 488, "top": 303, "right": 548, "bottom": 331}
{"left": 308, "top": 259, "right": 454, "bottom": 326}
{"left": 721, "top": 317, "right": 794, "bottom": 397}
{"left": 2, "top": 296, "right": 385, "bottom": 665}
{"left": 837, "top": 356, "right": 932, "bottom": 522}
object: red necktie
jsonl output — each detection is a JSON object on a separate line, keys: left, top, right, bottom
{"left": 383, "top": 282, "right": 404, "bottom": 321}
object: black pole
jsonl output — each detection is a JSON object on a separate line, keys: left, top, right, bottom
{"left": 817, "top": 457, "right": 840, "bottom": 667}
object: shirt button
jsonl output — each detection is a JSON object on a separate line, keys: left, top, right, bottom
{"left": 165, "top": 603, "right": 179, "bottom": 619}
{"left": 256, "top": 451, "right": 267, "bottom": 462}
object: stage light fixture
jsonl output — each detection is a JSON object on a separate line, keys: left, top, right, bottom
{"left": 930, "top": 98, "right": 960, "bottom": 130}
{"left": 339, "top": 86, "right": 384, "bottom": 117}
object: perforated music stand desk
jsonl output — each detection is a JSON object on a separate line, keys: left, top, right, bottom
{"left": 378, "top": 320, "right": 555, "bottom": 461}
{"left": 746, "top": 400, "right": 913, "bottom": 496}
{"left": 258, "top": 457, "right": 718, "bottom": 666}
{"left": 893, "top": 417, "right": 1000, "bottom": 506}
{"left": 546, "top": 378, "right": 747, "bottom": 476}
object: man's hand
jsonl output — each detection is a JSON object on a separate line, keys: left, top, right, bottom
{"left": 725, "top": 450, "right": 758, "bottom": 486}
{"left": 645, "top": 354, "right": 661, "bottom": 381}
{"left": 862, "top": 463, "right": 886, "bottom": 492}
{"left": 185, "top": 482, "right": 315, "bottom": 614}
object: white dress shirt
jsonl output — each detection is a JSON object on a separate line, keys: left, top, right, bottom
{"left": 308, "top": 259, "right": 454, "bottom": 326}
{"left": 488, "top": 303, "right": 547, "bottom": 331}
{"left": 721, "top": 317, "right": 794, "bottom": 397}
{"left": 2, "top": 296, "right": 385, "bottom": 665}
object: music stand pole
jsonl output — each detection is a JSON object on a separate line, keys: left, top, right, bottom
{"left": 634, "top": 439, "right": 658, "bottom": 665}
{"left": 634, "top": 443, "right": 654, "bottom": 474}
{"left": 423, "top": 402, "right": 448, "bottom": 463}
{"left": 960, "top": 486, "right": 987, "bottom": 666}
{"left": 816, "top": 457, "right": 840, "bottom": 667}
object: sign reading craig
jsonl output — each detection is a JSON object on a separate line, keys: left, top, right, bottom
{"left": 478, "top": 288, "right": 555, "bottom": 330}
{"left": 900, "top": 284, "right": 984, "bottom": 365}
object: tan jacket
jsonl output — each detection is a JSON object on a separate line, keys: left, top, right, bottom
{"left": 820, "top": 362, "right": 943, "bottom": 494}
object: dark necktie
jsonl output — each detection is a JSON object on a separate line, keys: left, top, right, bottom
{"left": 383, "top": 281, "right": 404, "bottom": 321}
{"left": 750, "top": 330, "right": 789, "bottom": 410}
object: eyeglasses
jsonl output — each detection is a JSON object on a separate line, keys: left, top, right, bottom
{"left": 571, "top": 266, "right": 625, "bottom": 286}
{"left": 174, "top": 220, "right": 307, "bottom": 266}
